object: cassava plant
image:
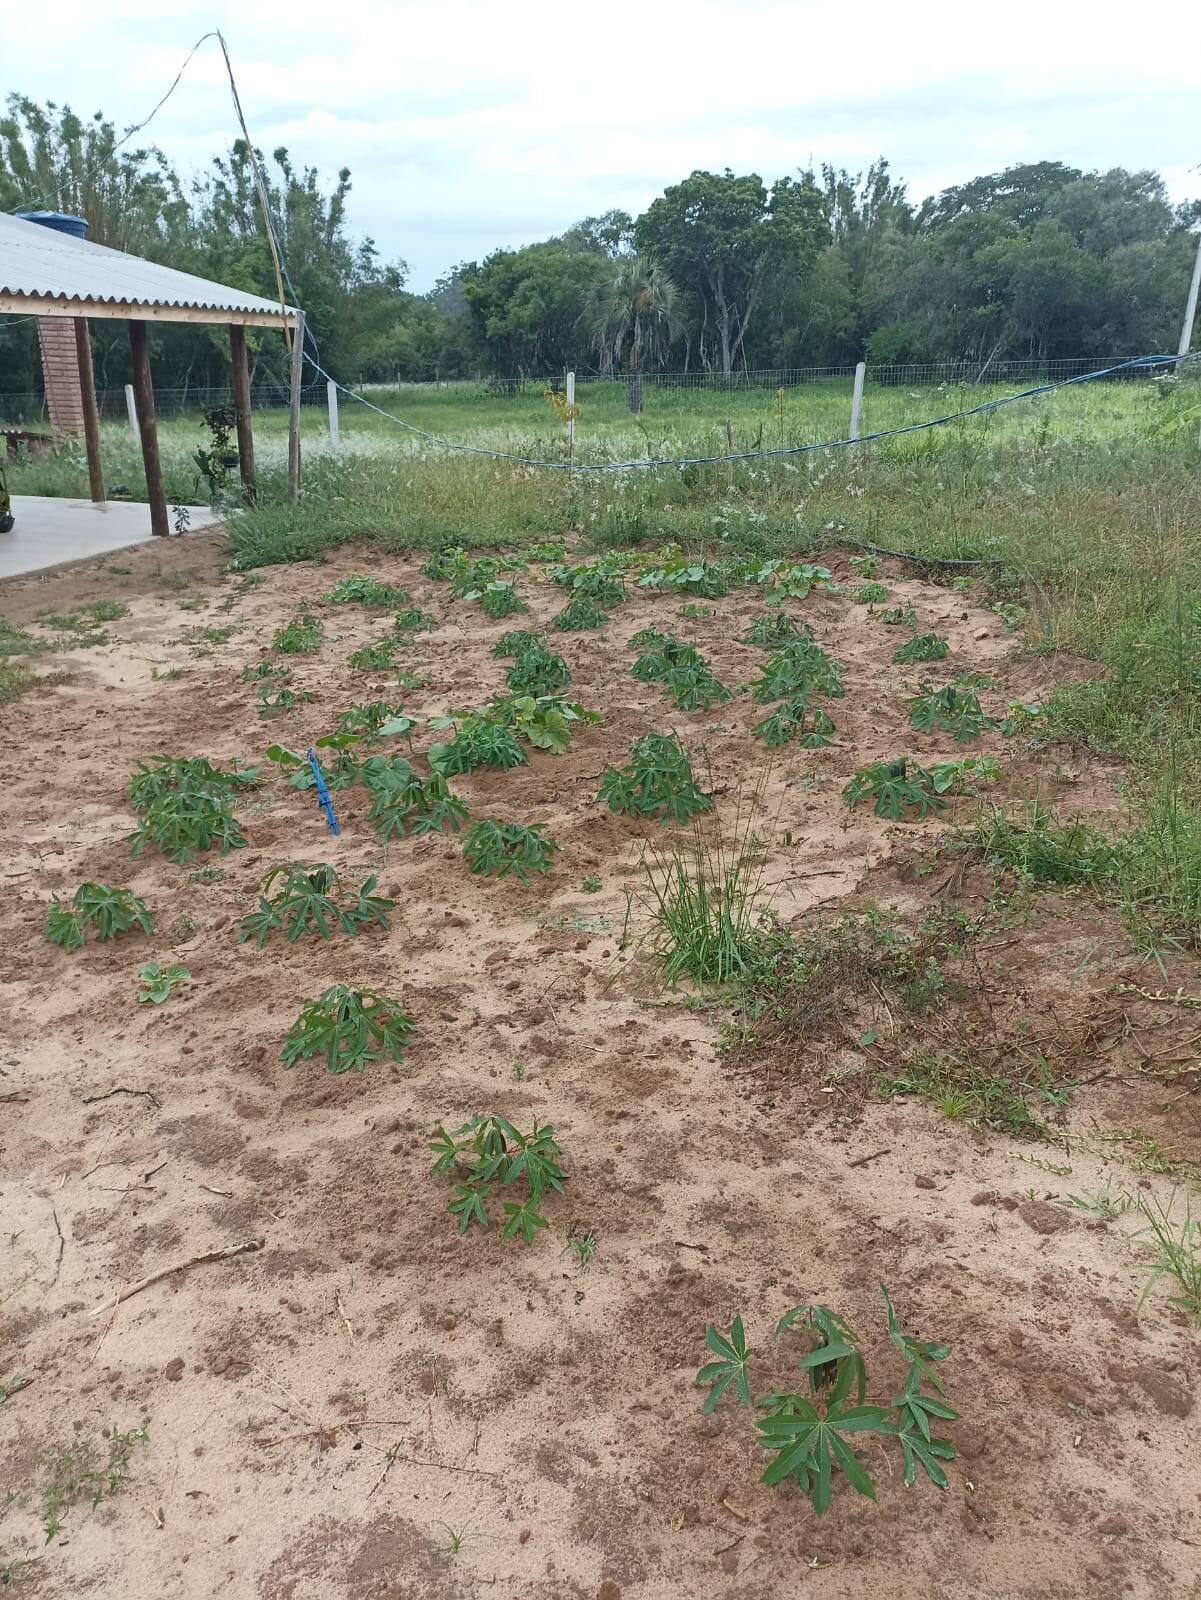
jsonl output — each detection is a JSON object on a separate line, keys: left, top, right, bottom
{"left": 489, "top": 693, "right": 601, "bottom": 754}
{"left": 894, "top": 632, "right": 950, "bottom": 665}
{"left": 696, "top": 1285, "right": 957, "bottom": 1514}
{"left": 427, "top": 713, "right": 527, "bottom": 775}
{"left": 129, "top": 788, "right": 246, "bottom": 863}
{"left": 325, "top": 574, "right": 410, "bottom": 609}
{"left": 336, "top": 701, "right": 419, "bottom": 744}
{"left": 257, "top": 683, "right": 314, "bottom": 718}
{"left": 843, "top": 756, "right": 1000, "bottom": 820}
{"left": 237, "top": 864, "right": 393, "bottom": 947}
{"left": 271, "top": 606, "right": 323, "bottom": 655}
{"left": 474, "top": 581, "right": 527, "bottom": 619}
{"left": 752, "top": 700, "right": 836, "bottom": 750}
{"left": 551, "top": 594, "right": 609, "bottom": 631}
{"left": 750, "top": 640, "right": 843, "bottom": 705}
{"left": 282, "top": 984, "right": 415, "bottom": 1074}
{"left": 740, "top": 611, "right": 810, "bottom": 649}
{"left": 46, "top": 883, "right": 153, "bottom": 950}
{"left": 907, "top": 683, "right": 999, "bottom": 743}
{"left": 362, "top": 756, "right": 470, "bottom": 839}
{"left": 428, "top": 1113, "right": 567, "bottom": 1244}
{"left": 598, "top": 732, "right": 712, "bottom": 825}
{"left": 348, "top": 637, "right": 400, "bottom": 671}
{"left": 462, "top": 819, "right": 558, "bottom": 881}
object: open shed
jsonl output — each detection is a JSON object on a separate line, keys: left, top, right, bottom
{"left": 0, "top": 210, "right": 303, "bottom": 539}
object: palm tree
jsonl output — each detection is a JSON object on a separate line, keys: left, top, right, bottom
{"left": 587, "top": 255, "right": 678, "bottom": 414}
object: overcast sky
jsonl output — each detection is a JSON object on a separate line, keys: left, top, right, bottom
{"left": 7, "top": 0, "right": 1200, "bottom": 290}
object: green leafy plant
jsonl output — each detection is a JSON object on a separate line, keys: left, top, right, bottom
{"left": 549, "top": 560, "right": 627, "bottom": 607}
{"left": 492, "top": 629, "right": 543, "bottom": 659}
{"left": 241, "top": 660, "right": 288, "bottom": 682}
{"left": 907, "top": 683, "right": 998, "bottom": 743}
{"left": 750, "top": 640, "right": 843, "bottom": 705}
{"left": 474, "top": 580, "right": 527, "bottom": 618}
{"left": 551, "top": 594, "right": 609, "bottom": 631}
{"left": 428, "top": 1113, "right": 567, "bottom": 1244}
{"left": 631, "top": 633, "right": 730, "bottom": 711}
{"left": 336, "top": 701, "right": 419, "bottom": 744}
{"left": 462, "top": 819, "right": 557, "bottom": 881}
{"left": 257, "top": 683, "right": 314, "bottom": 718}
{"left": 752, "top": 700, "right": 836, "bottom": 750}
{"left": 849, "top": 554, "right": 879, "bottom": 578}
{"left": 127, "top": 755, "right": 258, "bottom": 811}
{"left": 743, "top": 559, "right": 832, "bottom": 603}
{"left": 880, "top": 603, "right": 917, "bottom": 626}
{"left": 843, "top": 758, "right": 946, "bottom": 821}
{"left": 740, "top": 611, "right": 810, "bottom": 649}
{"left": 45, "top": 883, "right": 153, "bottom": 949}
{"left": 638, "top": 558, "right": 729, "bottom": 598}
{"left": 129, "top": 788, "right": 248, "bottom": 862}
{"left": 362, "top": 756, "right": 470, "bottom": 839}
{"left": 490, "top": 693, "right": 601, "bottom": 754}
{"left": 39, "top": 1424, "right": 150, "bottom": 1545}
{"left": 325, "top": 574, "right": 409, "bottom": 608}
{"left": 281, "top": 984, "right": 415, "bottom": 1074}
{"left": 680, "top": 602, "right": 715, "bottom": 620}
{"left": 598, "top": 732, "right": 712, "bottom": 825}
{"left": 427, "top": 713, "right": 527, "bottom": 775}
{"left": 581, "top": 874, "right": 603, "bottom": 893}
{"left": 504, "top": 640, "right": 572, "bottom": 696}
{"left": 237, "top": 864, "right": 393, "bottom": 947}
{"left": 348, "top": 637, "right": 399, "bottom": 671}
{"left": 392, "top": 606, "right": 437, "bottom": 634}
{"left": 696, "top": 1286, "right": 957, "bottom": 1514}
{"left": 266, "top": 733, "right": 364, "bottom": 792}
{"left": 137, "top": 961, "right": 190, "bottom": 1003}
{"left": 271, "top": 606, "right": 323, "bottom": 655}
{"left": 842, "top": 755, "right": 1000, "bottom": 822}
{"left": 894, "top": 632, "right": 950, "bottom": 664}
{"left": 853, "top": 582, "right": 891, "bottom": 604}
{"left": 0, "top": 1374, "right": 31, "bottom": 1406}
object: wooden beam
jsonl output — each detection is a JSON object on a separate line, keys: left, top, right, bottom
{"left": 228, "top": 323, "right": 257, "bottom": 506}
{"left": 73, "top": 317, "right": 105, "bottom": 504}
{"left": 287, "top": 310, "right": 306, "bottom": 503}
{"left": 128, "top": 319, "right": 169, "bottom": 539}
{"left": 0, "top": 292, "right": 297, "bottom": 329}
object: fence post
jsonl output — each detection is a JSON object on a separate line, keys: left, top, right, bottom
{"left": 566, "top": 370, "right": 575, "bottom": 455}
{"left": 327, "top": 379, "right": 340, "bottom": 449}
{"left": 124, "top": 382, "right": 138, "bottom": 432}
{"left": 849, "top": 361, "right": 866, "bottom": 441}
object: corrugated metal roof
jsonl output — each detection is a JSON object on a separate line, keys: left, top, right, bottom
{"left": 0, "top": 211, "right": 297, "bottom": 321}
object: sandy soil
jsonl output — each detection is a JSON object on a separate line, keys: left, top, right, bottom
{"left": 0, "top": 534, "right": 1198, "bottom": 1600}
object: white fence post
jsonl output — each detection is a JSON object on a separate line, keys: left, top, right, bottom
{"left": 124, "top": 382, "right": 138, "bottom": 432}
{"left": 327, "top": 379, "right": 340, "bottom": 449}
{"left": 566, "top": 370, "right": 575, "bottom": 453}
{"left": 849, "top": 362, "right": 866, "bottom": 441}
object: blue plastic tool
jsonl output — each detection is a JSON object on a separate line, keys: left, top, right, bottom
{"left": 306, "top": 748, "right": 340, "bottom": 834}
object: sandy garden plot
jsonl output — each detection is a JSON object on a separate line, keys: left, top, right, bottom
{"left": 0, "top": 533, "right": 1198, "bottom": 1599}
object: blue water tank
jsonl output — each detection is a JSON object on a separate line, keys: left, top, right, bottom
{"left": 16, "top": 211, "right": 87, "bottom": 238}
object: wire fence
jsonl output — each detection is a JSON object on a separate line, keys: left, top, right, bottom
{"left": 0, "top": 352, "right": 1193, "bottom": 430}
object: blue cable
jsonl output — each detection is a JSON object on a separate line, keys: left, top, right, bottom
{"left": 305, "top": 351, "right": 1198, "bottom": 475}
{"left": 306, "top": 748, "right": 340, "bottom": 835}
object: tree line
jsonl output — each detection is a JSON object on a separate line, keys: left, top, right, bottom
{"left": 1, "top": 93, "right": 1197, "bottom": 401}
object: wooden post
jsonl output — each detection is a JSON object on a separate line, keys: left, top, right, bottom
{"left": 287, "top": 311, "right": 305, "bottom": 502}
{"left": 327, "top": 379, "right": 339, "bottom": 449}
{"left": 849, "top": 361, "right": 866, "bottom": 441}
{"left": 128, "top": 319, "right": 169, "bottom": 538}
{"left": 124, "top": 383, "right": 138, "bottom": 432}
{"left": 73, "top": 316, "right": 105, "bottom": 505}
{"left": 228, "top": 322, "right": 257, "bottom": 505}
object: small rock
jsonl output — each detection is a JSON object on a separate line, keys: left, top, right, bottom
{"left": 164, "top": 1357, "right": 185, "bottom": 1382}
{"left": 971, "top": 1189, "right": 998, "bottom": 1206}
{"left": 518, "top": 1528, "right": 531, "bottom": 1545}
{"left": 915, "top": 1175, "right": 937, "bottom": 1190}
{"left": 973, "top": 627, "right": 990, "bottom": 640}
{"left": 1097, "top": 1514, "right": 1130, "bottom": 1537}
{"left": 598, "top": 1582, "right": 622, "bottom": 1600}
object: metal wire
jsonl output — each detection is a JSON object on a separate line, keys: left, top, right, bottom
{"left": 307, "top": 351, "right": 1199, "bottom": 474}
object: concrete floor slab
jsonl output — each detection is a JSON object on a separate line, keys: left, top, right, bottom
{"left": 0, "top": 496, "right": 221, "bottom": 579}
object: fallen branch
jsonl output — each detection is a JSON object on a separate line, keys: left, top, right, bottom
{"left": 87, "top": 1238, "right": 263, "bottom": 1317}
{"left": 82, "top": 1086, "right": 162, "bottom": 1109}
{"left": 847, "top": 1147, "right": 892, "bottom": 1169}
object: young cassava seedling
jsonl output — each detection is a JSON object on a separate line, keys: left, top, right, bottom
{"left": 237, "top": 864, "right": 393, "bottom": 947}
{"left": 473, "top": 581, "right": 527, "bottom": 619}
{"left": 907, "top": 683, "right": 998, "bottom": 743}
{"left": 894, "top": 632, "right": 950, "bottom": 664}
{"left": 325, "top": 574, "right": 409, "bottom": 608}
{"left": 129, "top": 790, "right": 246, "bottom": 864}
{"left": 257, "top": 683, "right": 314, "bottom": 718}
{"left": 843, "top": 756, "right": 1000, "bottom": 819}
{"left": 750, "top": 640, "right": 843, "bottom": 705}
{"left": 598, "top": 732, "right": 712, "bottom": 825}
{"left": 428, "top": 1113, "right": 567, "bottom": 1244}
{"left": 740, "top": 611, "right": 811, "bottom": 649}
{"left": 696, "top": 1285, "right": 957, "bottom": 1514}
{"left": 271, "top": 607, "right": 323, "bottom": 655}
{"left": 426, "top": 714, "right": 527, "bottom": 775}
{"left": 489, "top": 693, "right": 601, "bottom": 754}
{"left": 462, "top": 819, "right": 558, "bottom": 881}
{"left": 46, "top": 883, "right": 153, "bottom": 950}
{"left": 348, "top": 637, "right": 400, "bottom": 671}
{"left": 137, "top": 962, "right": 191, "bottom": 1003}
{"left": 282, "top": 984, "right": 415, "bottom": 1074}
{"left": 336, "top": 701, "right": 419, "bottom": 744}
{"left": 752, "top": 700, "right": 837, "bottom": 750}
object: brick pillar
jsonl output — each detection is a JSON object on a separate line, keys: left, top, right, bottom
{"left": 37, "top": 317, "right": 85, "bottom": 435}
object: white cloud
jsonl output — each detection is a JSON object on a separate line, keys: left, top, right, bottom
{"left": 6, "top": 0, "right": 1199, "bottom": 287}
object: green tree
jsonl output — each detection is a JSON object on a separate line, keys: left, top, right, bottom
{"left": 459, "top": 242, "right": 607, "bottom": 379}
{"left": 587, "top": 255, "right": 678, "bottom": 411}
{"left": 635, "top": 169, "right": 827, "bottom": 373}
